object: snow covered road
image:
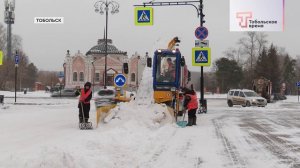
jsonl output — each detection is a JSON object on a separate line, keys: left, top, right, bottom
{"left": 1, "top": 93, "right": 300, "bottom": 168}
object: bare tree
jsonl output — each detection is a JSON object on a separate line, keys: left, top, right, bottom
{"left": 256, "top": 32, "right": 268, "bottom": 55}
{"left": 223, "top": 47, "right": 243, "bottom": 66}
{"left": 239, "top": 32, "right": 257, "bottom": 72}
{"left": 37, "top": 71, "right": 59, "bottom": 87}
{"left": 0, "top": 23, "right": 34, "bottom": 90}
{"left": 237, "top": 32, "right": 269, "bottom": 86}
{"left": 0, "top": 23, "right": 7, "bottom": 54}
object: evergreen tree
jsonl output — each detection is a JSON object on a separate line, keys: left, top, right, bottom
{"left": 254, "top": 47, "right": 269, "bottom": 78}
{"left": 23, "top": 63, "right": 38, "bottom": 89}
{"left": 282, "top": 54, "right": 296, "bottom": 94}
{"left": 215, "top": 57, "right": 243, "bottom": 93}
{"left": 267, "top": 44, "right": 281, "bottom": 93}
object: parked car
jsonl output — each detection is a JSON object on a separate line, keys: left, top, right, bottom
{"left": 94, "top": 88, "right": 116, "bottom": 108}
{"left": 51, "top": 89, "right": 77, "bottom": 97}
{"left": 227, "top": 89, "right": 267, "bottom": 107}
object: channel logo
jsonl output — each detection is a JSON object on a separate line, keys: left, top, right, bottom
{"left": 34, "top": 17, "right": 64, "bottom": 24}
{"left": 236, "top": 12, "right": 252, "bottom": 28}
{"left": 230, "top": 0, "right": 284, "bottom": 32}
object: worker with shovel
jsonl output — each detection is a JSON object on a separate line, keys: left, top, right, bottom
{"left": 183, "top": 87, "right": 198, "bottom": 126}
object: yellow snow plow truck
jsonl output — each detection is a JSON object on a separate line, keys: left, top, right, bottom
{"left": 147, "top": 37, "right": 190, "bottom": 120}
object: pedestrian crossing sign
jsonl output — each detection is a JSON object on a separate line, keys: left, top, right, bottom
{"left": 135, "top": 7, "right": 153, "bottom": 26}
{"left": 192, "top": 47, "right": 211, "bottom": 66}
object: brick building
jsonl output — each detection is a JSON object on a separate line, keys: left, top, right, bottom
{"left": 63, "top": 38, "right": 146, "bottom": 90}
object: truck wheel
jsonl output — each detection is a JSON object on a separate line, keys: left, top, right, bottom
{"left": 227, "top": 100, "right": 233, "bottom": 107}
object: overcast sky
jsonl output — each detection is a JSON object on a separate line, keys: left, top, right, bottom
{"left": 0, "top": 0, "right": 299, "bottom": 71}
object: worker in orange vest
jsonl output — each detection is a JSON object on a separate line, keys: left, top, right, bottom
{"left": 76, "top": 82, "right": 92, "bottom": 123}
{"left": 183, "top": 87, "right": 198, "bottom": 126}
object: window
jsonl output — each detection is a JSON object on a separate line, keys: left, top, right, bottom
{"left": 95, "top": 73, "right": 100, "bottom": 82}
{"left": 79, "top": 72, "right": 84, "bottom": 82}
{"left": 97, "top": 90, "right": 115, "bottom": 96}
{"left": 155, "top": 54, "right": 176, "bottom": 83}
{"left": 244, "top": 91, "right": 259, "bottom": 97}
{"left": 131, "top": 73, "right": 135, "bottom": 82}
{"left": 239, "top": 91, "right": 245, "bottom": 97}
{"left": 234, "top": 91, "right": 239, "bottom": 96}
{"left": 73, "top": 72, "right": 77, "bottom": 81}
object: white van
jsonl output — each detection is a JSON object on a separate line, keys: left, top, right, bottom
{"left": 227, "top": 89, "right": 267, "bottom": 107}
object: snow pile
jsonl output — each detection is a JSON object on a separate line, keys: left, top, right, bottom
{"left": 0, "top": 90, "right": 51, "bottom": 98}
{"left": 136, "top": 67, "right": 154, "bottom": 105}
{"left": 103, "top": 66, "right": 172, "bottom": 127}
{"left": 103, "top": 102, "right": 173, "bottom": 128}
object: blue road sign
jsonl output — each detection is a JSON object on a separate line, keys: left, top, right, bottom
{"left": 296, "top": 81, "right": 300, "bottom": 87}
{"left": 195, "top": 26, "right": 208, "bottom": 40}
{"left": 15, "top": 54, "right": 19, "bottom": 64}
{"left": 114, "top": 74, "right": 126, "bottom": 87}
{"left": 195, "top": 50, "right": 208, "bottom": 63}
{"left": 135, "top": 7, "right": 153, "bottom": 26}
{"left": 192, "top": 47, "right": 211, "bottom": 66}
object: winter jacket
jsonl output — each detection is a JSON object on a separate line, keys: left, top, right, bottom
{"left": 185, "top": 94, "right": 198, "bottom": 110}
{"left": 79, "top": 88, "right": 92, "bottom": 104}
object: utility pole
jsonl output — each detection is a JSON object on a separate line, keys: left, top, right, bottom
{"left": 14, "top": 51, "right": 19, "bottom": 103}
{"left": 4, "top": 0, "right": 15, "bottom": 60}
{"left": 199, "top": 0, "right": 207, "bottom": 113}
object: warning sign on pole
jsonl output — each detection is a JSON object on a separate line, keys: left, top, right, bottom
{"left": 192, "top": 47, "right": 211, "bottom": 66}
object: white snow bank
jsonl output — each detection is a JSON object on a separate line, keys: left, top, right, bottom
{"left": 0, "top": 90, "right": 51, "bottom": 98}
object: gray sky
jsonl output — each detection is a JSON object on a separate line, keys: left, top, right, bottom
{"left": 0, "top": 0, "right": 299, "bottom": 71}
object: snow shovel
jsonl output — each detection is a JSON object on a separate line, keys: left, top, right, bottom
{"left": 79, "top": 102, "right": 93, "bottom": 130}
{"left": 176, "top": 110, "right": 187, "bottom": 128}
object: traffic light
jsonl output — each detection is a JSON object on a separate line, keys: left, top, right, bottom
{"left": 147, "top": 57, "right": 152, "bottom": 67}
{"left": 180, "top": 56, "right": 186, "bottom": 66}
{"left": 200, "top": 0, "right": 205, "bottom": 25}
{"left": 123, "top": 63, "right": 128, "bottom": 74}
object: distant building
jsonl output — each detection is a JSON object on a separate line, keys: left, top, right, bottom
{"left": 35, "top": 82, "right": 45, "bottom": 91}
{"left": 63, "top": 38, "right": 146, "bottom": 90}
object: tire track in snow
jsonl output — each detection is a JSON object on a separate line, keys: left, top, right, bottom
{"left": 140, "top": 129, "right": 178, "bottom": 167}
{"left": 139, "top": 127, "right": 204, "bottom": 168}
{"left": 242, "top": 119, "right": 300, "bottom": 168}
{"left": 213, "top": 119, "right": 246, "bottom": 168}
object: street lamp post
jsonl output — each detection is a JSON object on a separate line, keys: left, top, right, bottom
{"left": 4, "top": 0, "right": 15, "bottom": 60}
{"left": 94, "top": 0, "right": 119, "bottom": 89}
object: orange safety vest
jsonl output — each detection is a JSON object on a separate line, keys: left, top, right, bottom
{"left": 186, "top": 94, "right": 198, "bottom": 110}
{"left": 79, "top": 88, "right": 92, "bottom": 104}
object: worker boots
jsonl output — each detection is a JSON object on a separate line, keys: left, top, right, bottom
{"left": 187, "top": 117, "right": 197, "bottom": 126}
{"left": 187, "top": 117, "right": 193, "bottom": 126}
{"left": 193, "top": 116, "right": 197, "bottom": 125}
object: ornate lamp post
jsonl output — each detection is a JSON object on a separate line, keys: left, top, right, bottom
{"left": 94, "top": 0, "right": 119, "bottom": 89}
{"left": 4, "top": 0, "right": 15, "bottom": 60}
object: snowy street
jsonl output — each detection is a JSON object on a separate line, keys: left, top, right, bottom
{"left": 1, "top": 92, "right": 300, "bottom": 168}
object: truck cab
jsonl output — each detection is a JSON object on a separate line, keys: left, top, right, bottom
{"left": 153, "top": 49, "right": 181, "bottom": 91}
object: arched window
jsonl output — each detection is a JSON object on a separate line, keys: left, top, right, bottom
{"left": 131, "top": 73, "right": 135, "bottom": 82}
{"left": 79, "top": 72, "right": 84, "bottom": 82}
{"left": 73, "top": 72, "right": 78, "bottom": 81}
